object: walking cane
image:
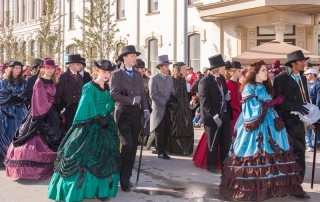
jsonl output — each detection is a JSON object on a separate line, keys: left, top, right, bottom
{"left": 311, "top": 126, "right": 318, "bottom": 189}
{"left": 136, "top": 117, "right": 147, "bottom": 186}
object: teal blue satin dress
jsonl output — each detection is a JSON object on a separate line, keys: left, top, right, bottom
{"left": 220, "top": 83, "right": 304, "bottom": 201}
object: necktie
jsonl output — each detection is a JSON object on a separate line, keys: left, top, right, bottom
{"left": 72, "top": 73, "right": 78, "bottom": 81}
{"left": 126, "top": 69, "right": 134, "bottom": 78}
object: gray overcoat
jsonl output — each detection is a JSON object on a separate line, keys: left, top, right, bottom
{"left": 149, "top": 73, "right": 174, "bottom": 132}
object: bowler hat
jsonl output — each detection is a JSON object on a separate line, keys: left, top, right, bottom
{"left": 31, "top": 58, "right": 43, "bottom": 69}
{"left": 136, "top": 59, "right": 145, "bottom": 68}
{"left": 8, "top": 60, "right": 23, "bottom": 67}
{"left": 208, "top": 54, "right": 225, "bottom": 69}
{"left": 230, "top": 61, "right": 242, "bottom": 69}
{"left": 225, "top": 61, "right": 232, "bottom": 68}
{"left": 174, "top": 62, "right": 186, "bottom": 68}
{"left": 94, "top": 59, "right": 116, "bottom": 72}
{"left": 118, "top": 45, "right": 141, "bottom": 61}
{"left": 285, "top": 50, "right": 309, "bottom": 66}
{"left": 66, "top": 54, "right": 83, "bottom": 65}
{"left": 41, "top": 58, "right": 58, "bottom": 68}
{"left": 157, "top": 55, "right": 172, "bottom": 68}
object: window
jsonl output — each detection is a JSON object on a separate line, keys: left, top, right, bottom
{"left": 0, "top": 45, "right": 4, "bottom": 63}
{"left": 66, "top": 45, "right": 78, "bottom": 54}
{"left": 257, "top": 25, "right": 295, "bottom": 36}
{"left": 148, "top": 0, "right": 158, "bottom": 13}
{"left": 115, "top": 42, "right": 125, "bottom": 58}
{"left": 31, "top": 0, "right": 36, "bottom": 19}
{"left": 188, "top": 34, "right": 200, "bottom": 72}
{"left": 318, "top": 36, "right": 320, "bottom": 55}
{"left": 15, "top": 0, "right": 19, "bottom": 23}
{"left": 188, "top": 0, "right": 200, "bottom": 5}
{"left": 148, "top": 39, "right": 158, "bottom": 72}
{"left": 117, "top": 0, "right": 125, "bottom": 19}
{"left": 22, "top": 0, "right": 26, "bottom": 22}
{"left": 42, "top": 0, "right": 46, "bottom": 16}
{"left": 30, "top": 40, "right": 35, "bottom": 57}
{"left": 69, "top": 0, "right": 75, "bottom": 29}
{"left": 1, "top": 0, "right": 4, "bottom": 24}
{"left": 13, "top": 42, "right": 18, "bottom": 57}
{"left": 21, "top": 41, "right": 26, "bottom": 63}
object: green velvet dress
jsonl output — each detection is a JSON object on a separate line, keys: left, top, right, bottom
{"left": 48, "top": 82, "right": 120, "bottom": 202}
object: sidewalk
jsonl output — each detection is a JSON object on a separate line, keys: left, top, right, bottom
{"left": 0, "top": 128, "right": 319, "bottom": 202}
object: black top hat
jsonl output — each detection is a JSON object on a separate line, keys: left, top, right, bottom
{"left": 31, "top": 58, "right": 42, "bottom": 69}
{"left": 285, "top": 50, "right": 309, "bottom": 66}
{"left": 157, "top": 55, "right": 172, "bottom": 68}
{"left": 8, "top": 60, "right": 23, "bottom": 67}
{"left": 230, "top": 61, "right": 242, "bottom": 69}
{"left": 66, "top": 54, "right": 83, "bottom": 65}
{"left": 225, "top": 61, "right": 231, "bottom": 68}
{"left": 118, "top": 45, "right": 141, "bottom": 61}
{"left": 136, "top": 59, "right": 145, "bottom": 68}
{"left": 208, "top": 54, "right": 225, "bottom": 69}
{"left": 94, "top": 59, "right": 116, "bottom": 72}
{"left": 81, "top": 57, "right": 86, "bottom": 67}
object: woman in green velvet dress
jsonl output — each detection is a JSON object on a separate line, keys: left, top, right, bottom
{"left": 48, "top": 60, "right": 119, "bottom": 202}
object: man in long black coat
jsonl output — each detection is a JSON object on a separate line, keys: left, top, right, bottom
{"left": 273, "top": 50, "right": 310, "bottom": 183}
{"left": 55, "top": 54, "right": 84, "bottom": 132}
{"left": 198, "top": 54, "right": 232, "bottom": 173}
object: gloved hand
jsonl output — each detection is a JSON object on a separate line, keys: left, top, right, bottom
{"left": 143, "top": 110, "right": 150, "bottom": 128}
{"left": 266, "top": 95, "right": 285, "bottom": 107}
{"left": 133, "top": 96, "right": 141, "bottom": 105}
{"left": 98, "top": 117, "right": 109, "bottom": 128}
{"left": 225, "top": 92, "right": 231, "bottom": 102}
{"left": 293, "top": 105, "right": 309, "bottom": 115}
{"left": 213, "top": 115, "right": 222, "bottom": 127}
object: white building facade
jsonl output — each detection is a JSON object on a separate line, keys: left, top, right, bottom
{"left": 1, "top": 0, "right": 320, "bottom": 73}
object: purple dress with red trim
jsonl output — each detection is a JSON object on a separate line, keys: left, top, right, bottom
{"left": 220, "top": 83, "right": 304, "bottom": 201}
{"left": 4, "top": 78, "right": 63, "bottom": 179}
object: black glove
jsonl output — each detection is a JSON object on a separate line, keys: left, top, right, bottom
{"left": 1, "top": 108, "right": 15, "bottom": 119}
{"left": 293, "top": 105, "right": 309, "bottom": 115}
{"left": 97, "top": 117, "right": 109, "bottom": 129}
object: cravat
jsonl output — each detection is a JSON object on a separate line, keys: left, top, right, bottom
{"left": 125, "top": 69, "right": 134, "bottom": 78}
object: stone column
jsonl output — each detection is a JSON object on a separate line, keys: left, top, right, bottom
{"left": 236, "top": 26, "right": 247, "bottom": 55}
{"left": 19, "top": 0, "right": 23, "bottom": 22}
{"left": 274, "top": 22, "right": 286, "bottom": 43}
{"left": 306, "top": 25, "right": 318, "bottom": 54}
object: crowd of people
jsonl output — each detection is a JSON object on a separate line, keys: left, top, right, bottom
{"left": 0, "top": 44, "right": 319, "bottom": 201}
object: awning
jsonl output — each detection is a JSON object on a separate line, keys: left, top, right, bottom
{"left": 232, "top": 40, "right": 320, "bottom": 65}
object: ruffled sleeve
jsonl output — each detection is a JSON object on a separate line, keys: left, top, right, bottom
{"left": 241, "top": 84, "right": 268, "bottom": 131}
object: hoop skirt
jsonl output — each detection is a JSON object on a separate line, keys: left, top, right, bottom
{"left": 220, "top": 83, "right": 304, "bottom": 201}
{"left": 4, "top": 78, "right": 63, "bottom": 179}
{"left": 48, "top": 82, "right": 120, "bottom": 202}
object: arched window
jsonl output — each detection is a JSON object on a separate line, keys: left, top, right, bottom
{"left": 21, "top": 41, "right": 26, "bottom": 63}
{"left": 115, "top": 42, "right": 125, "bottom": 59}
{"left": 0, "top": 45, "right": 4, "bottom": 63}
{"left": 13, "top": 42, "right": 18, "bottom": 57}
{"left": 30, "top": 40, "right": 35, "bottom": 57}
{"left": 188, "top": 34, "right": 200, "bottom": 72}
{"left": 66, "top": 45, "right": 78, "bottom": 54}
{"left": 148, "top": 39, "right": 158, "bottom": 73}
{"left": 148, "top": 0, "right": 158, "bottom": 13}
{"left": 117, "top": 0, "right": 125, "bottom": 19}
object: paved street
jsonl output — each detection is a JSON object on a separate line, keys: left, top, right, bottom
{"left": 0, "top": 128, "right": 320, "bottom": 202}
